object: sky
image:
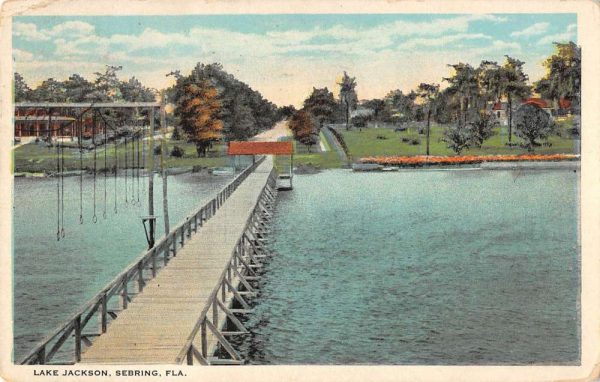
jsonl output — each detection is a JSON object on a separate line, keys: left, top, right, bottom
{"left": 12, "top": 14, "right": 577, "bottom": 107}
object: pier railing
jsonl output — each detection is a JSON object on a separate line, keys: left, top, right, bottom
{"left": 176, "top": 167, "right": 278, "bottom": 365}
{"left": 19, "top": 156, "right": 266, "bottom": 365}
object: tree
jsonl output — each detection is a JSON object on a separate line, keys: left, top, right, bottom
{"left": 303, "top": 87, "right": 337, "bottom": 128}
{"left": 63, "top": 74, "right": 95, "bottom": 102}
{"left": 14, "top": 72, "right": 31, "bottom": 101}
{"left": 288, "top": 109, "right": 318, "bottom": 151}
{"left": 175, "top": 80, "right": 223, "bottom": 157}
{"left": 443, "top": 125, "right": 471, "bottom": 155}
{"left": 501, "top": 56, "right": 531, "bottom": 143}
{"left": 279, "top": 105, "right": 297, "bottom": 119}
{"left": 443, "top": 63, "right": 480, "bottom": 128}
{"left": 467, "top": 111, "right": 495, "bottom": 148}
{"left": 30, "top": 78, "right": 66, "bottom": 102}
{"left": 119, "top": 76, "right": 156, "bottom": 102}
{"left": 91, "top": 65, "right": 123, "bottom": 101}
{"left": 534, "top": 41, "right": 581, "bottom": 117}
{"left": 416, "top": 83, "right": 440, "bottom": 156}
{"left": 362, "top": 99, "right": 386, "bottom": 121}
{"left": 514, "top": 104, "right": 555, "bottom": 152}
{"left": 337, "top": 71, "right": 358, "bottom": 130}
{"left": 383, "top": 89, "right": 418, "bottom": 124}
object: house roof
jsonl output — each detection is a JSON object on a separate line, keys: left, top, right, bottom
{"left": 228, "top": 141, "right": 294, "bottom": 155}
{"left": 522, "top": 98, "right": 549, "bottom": 108}
{"left": 559, "top": 98, "right": 572, "bottom": 109}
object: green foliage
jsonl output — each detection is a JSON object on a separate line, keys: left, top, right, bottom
{"left": 14, "top": 72, "right": 32, "bottom": 102}
{"left": 303, "top": 87, "right": 337, "bottom": 127}
{"left": 467, "top": 112, "right": 496, "bottom": 148}
{"left": 167, "top": 63, "right": 278, "bottom": 141}
{"left": 534, "top": 41, "right": 581, "bottom": 112}
{"left": 337, "top": 71, "right": 358, "bottom": 129}
{"left": 443, "top": 125, "right": 471, "bottom": 155}
{"left": 170, "top": 145, "right": 185, "bottom": 158}
{"left": 514, "top": 104, "right": 556, "bottom": 152}
{"left": 361, "top": 99, "right": 386, "bottom": 120}
{"left": 289, "top": 109, "right": 319, "bottom": 151}
{"left": 351, "top": 114, "right": 371, "bottom": 128}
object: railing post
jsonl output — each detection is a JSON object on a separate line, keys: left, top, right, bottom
{"left": 201, "top": 318, "right": 207, "bottom": 358}
{"left": 37, "top": 345, "right": 45, "bottom": 365}
{"left": 187, "top": 347, "right": 193, "bottom": 365}
{"left": 137, "top": 261, "right": 144, "bottom": 292}
{"left": 221, "top": 281, "right": 226, "bottom": 302}
{"left": 212, "top": 301, "right": 218, "bottom": 326}
{"left": 122, "top": 277, "right": 128, "bottom": 309}
{"left": 101, "top": 292, "right": 107, "bottom": 333}
{"left": 152, "top": 249, "right": 157, "bottom": 276}
{"left": 74, "top": 315, "right": 82, "bottom": 362}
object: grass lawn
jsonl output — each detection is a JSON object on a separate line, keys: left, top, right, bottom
{"left": 339, "top": 119, "right": 577, "bottom": 159}
{"left": 274, "top": 132, "right": 343, "bottom": 170}
{"left": 13, "top": 138, "right": 231, "bottom": 173}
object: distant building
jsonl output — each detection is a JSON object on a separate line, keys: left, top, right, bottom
{"left": 14, "top": 108, "right": 104, "bottom": 138}
{"left": 488, "top": 97, "right": 572, "bottom": 126}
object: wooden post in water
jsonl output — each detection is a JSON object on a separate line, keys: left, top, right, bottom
{"left": 160, "top": 93, "right": 170, "bottom": 236}
{"left": 148, "top": 107, "right": 155, "bottom": 248}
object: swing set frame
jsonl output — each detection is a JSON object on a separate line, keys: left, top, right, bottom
{"left": 15, "top": 101, "right": 164, "bottom": 246}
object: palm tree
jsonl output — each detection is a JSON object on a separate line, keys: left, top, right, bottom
{"left": 416, "top": 83, "right": 440, "bottom": 156}
{"left": 337, "top": 72, "right": 358, "bottom": 130}
{"left": 501, "top": 56, "right": 531, "bottom": 143}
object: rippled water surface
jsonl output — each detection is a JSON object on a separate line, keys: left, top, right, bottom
{"left": 240, "top": 168, "right": 580, "bottom": 365}
{"left": 13, "top": 169, "right": 244, "bottom": 360}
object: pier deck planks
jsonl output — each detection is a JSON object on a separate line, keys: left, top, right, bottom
{"left": 80, "top": 157, "right": 273, "bottom": 364}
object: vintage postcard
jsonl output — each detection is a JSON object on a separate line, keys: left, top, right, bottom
{"left": 0, "top": 0, "right": 599, "bottom": 381}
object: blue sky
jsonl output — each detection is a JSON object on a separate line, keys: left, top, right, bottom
{"left": 13, "top": 14, "right": 577, "bottom": 106}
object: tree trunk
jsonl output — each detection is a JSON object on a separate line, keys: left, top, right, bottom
{"left": 345, "top": 100, "right": 350, "bottom": 130}
{"left": 426, "top": 108, "right": 431, "bottom": 156}
{"left": 507, "top": 94, "right": 513, "bottom": 143}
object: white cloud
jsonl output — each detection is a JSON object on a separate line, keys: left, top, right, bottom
{"left": 537, "top": 23, "right": 576, "bottom": 45}
{"left": 13, "top": 22, "right": 50, "bottom": 41}
{"left": 12, "top": 48, "right": 34, "bottom": 61}
{"left": 510, "top": 22, "right": 550, "bottom": 38}
{"left": 50, "top": 21, "right": 95, "bottom": 37}
{"left": 13, "top": 20, "right": 95, "bottom": 42}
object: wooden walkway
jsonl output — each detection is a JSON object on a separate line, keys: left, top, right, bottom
{"left": 80, "top": 157, "right": 274, "bottom": 364}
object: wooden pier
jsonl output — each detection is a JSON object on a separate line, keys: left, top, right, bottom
{"left": 20, "top": 156, "right": 278, "bottom": 365}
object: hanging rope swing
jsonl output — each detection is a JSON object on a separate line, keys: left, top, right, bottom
{"left": 103, "top": 112, "right": 108, "bottom": 219}
{"left": 79, "top": 115, "right": 84, "bottom": 224}
{"left": 113, "top": 115, "right": 118, "bottom": 214}
{"left": 54, "top": 110, "right": 60, "bottom": 241}
{"left": 124, "top": 134, "right": 128, "bottom": 205}
{"left": 92, "top": 113, "right": 98, "bottom": 224}
{"left": 60, "top": 118, "right": 65, "bottom": 238}
{"left": 131, "top": 125, "right": 135, "bottom": 205}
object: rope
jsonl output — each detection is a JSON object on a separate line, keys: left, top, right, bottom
{"left": 54, "top": 111, "right": 60, "bottom": 241}
{"left": 79, "top": 116, "right": 83, "bottom": 224}
{"left": 60, "top": 122, "right": 65, "bottom": 238}
{"left": 136, "top": 130, "right": 140, "bottom": 204}
{"left": 114, "top": 117, "right": 118, "bottom": 214}
{"left": 103, "top": 115, "right": 108, "bottom": 219}
{"left": 131, "top": 129, "right": 135, "bottom": 204}
{"left": 124, "top": 136, "right": 128, "bottom": 205}
{"left": 92, "top": 114, "right": 97, "bottom": 223}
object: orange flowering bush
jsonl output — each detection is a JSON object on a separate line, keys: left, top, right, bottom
{"left": 360, "top": 154, "right": 579, "bottom": 166}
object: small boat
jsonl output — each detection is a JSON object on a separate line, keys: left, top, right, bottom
{"left": 210, "top": 167, "right": 235, "bottom": 176}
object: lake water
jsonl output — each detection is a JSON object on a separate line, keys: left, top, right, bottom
{"left": 12, "top": 169, "right": 243, "bottom": 360}
{"left": 238, "top": 168, "right": 580, "bottom": 365}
